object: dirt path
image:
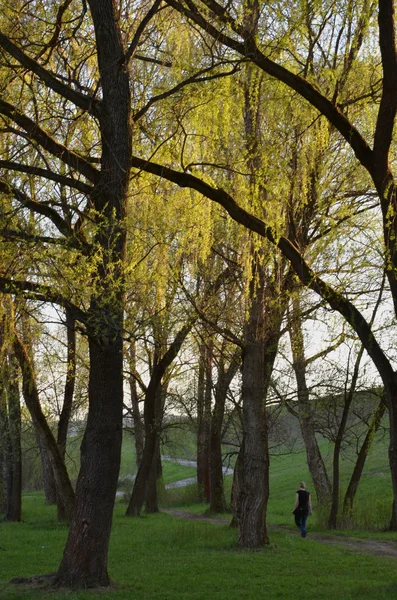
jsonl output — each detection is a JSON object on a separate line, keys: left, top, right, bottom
{"left": 162, "top": 509, "right": 397, "bottom": 558}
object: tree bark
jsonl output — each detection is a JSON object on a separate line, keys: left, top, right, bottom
{"left": 14, "top": 332, "right": 75, "bottom": 520}
{"left": 343, "top": 394, "right": 387, "bottom": 516}
{"left": 238, "top": 259, "right": 269, "bottom": 548}
{"left": 145, "top": 438, "right": 162, "bottom": 514}
{"left": 128, "top": 341, "right": 144, "bottom": 468}
{"left": 209, "top": 349, "right": 240, "bottom": 513}
{"left": 55, "top": 336, "right": 124, "bottom": 586}
{"left": 56, "top": 309, "right": 76, "bottom": 521}
{"left": 126, "top": 320, "right": 194, "bottom": 516}
{"left": 54, "top": 0, "right": 132, "bottom": 585}
{"left": 126, "top": 375, "right": 162, "bottom": 516}
{"left": 36, "top": 429, "right": 57, "bottom": 505}
{"left": 197, "top": 341, "right": 212, "bottom": 503}
{"left": 2, "top": 347, "right": 22, "bottom": 521}
{"left": 387, "top": 383, "right": 397, "bottom": 530}
{"left": 288, "top": 297, "right": 331, "bottom": 507}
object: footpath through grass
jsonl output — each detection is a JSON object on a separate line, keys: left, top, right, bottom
{"left": 1, "top": 495, "right": 397, "bottom": 600}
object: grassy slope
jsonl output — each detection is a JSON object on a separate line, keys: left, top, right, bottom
{"left": 1, "top": 497, "right": 397, "bottom": 600}
{"left": 1, "top": 423, "right": 395, "bottom": 598}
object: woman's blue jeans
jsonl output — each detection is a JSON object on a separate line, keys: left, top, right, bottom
{"left": 294, "top": 511, "right": 308, "bottom": 537}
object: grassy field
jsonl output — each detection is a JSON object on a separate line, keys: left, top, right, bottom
{"left": 1, "top": 495, "right": 397, "bottom": 600}
{"left": 2, "top": 422, "right": 394, "bottom": 598}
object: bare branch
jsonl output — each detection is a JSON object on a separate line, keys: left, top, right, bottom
{"left": 124, "top": 0, "right": 163, "bottom": 66}
{"left": 0, "top": 32, "right": 101, "bottom": 118}
{"left": 0, "top": 276, "right": 87, "bottom": 324}
{"left": 0, "top": 98, "right": 100, "bottom": 184}
{"left": 0, "top": 160, "right": 93, "bottom": 194}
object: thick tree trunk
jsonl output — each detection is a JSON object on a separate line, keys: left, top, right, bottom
{"left": 54, "top": 0, "right": 132, "bottom": 586}
{"left": 197, "top": 342, "right": 212, "bottom": 503}
{"left": 2, "top": 349, "right": 22, "bottom": 521}
{"left": 55, "top": 337, "right": 124, "bottom": 586}
{"left": 238, "top": 262, "right": 269, "bottom": 548}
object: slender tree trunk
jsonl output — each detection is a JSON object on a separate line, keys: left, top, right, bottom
{"left": 209, "top": 384, "right": 227, "bottom": 513}
{"left": 145, "top": 381, "right": 167, "bottom": 513}
{"left": 288, "top": 297, "right": 331, "bottom": 506}
{"left": 197, "top": 341, "right": 212, "bottom": 503}
{"left": 230, "top": 444, "right": 243, "bottom": 528}
{"left": 343, "top": 394, "right": 386, "bottom": 516}
{"left": 14, "top": 333, "right": 75, "bottom": 519}
{"left": 387, "top": 383, "right": 397, "bottom": 531}
{"left": 36, "top": 430, "right": 57, "bottom": 505}
{"left": 126, "top": 321, "right": 194, "bottom": 516}
{"left": 128, "top": 341, "right": 144, "bottom": 468}
{"left": 145, "top": 438, "right": 161, "bottom": 513}
{"left": 126, "top": 380, "right": 161, "bottom": 516}
{"left": 56, "top": 309, "right": 76, "bottom": 520}
{"left": 209, "top": 351, "right": 239, "bottom": 513}
{"left": 1, "top": 346, "right": 22, "bottom": 521}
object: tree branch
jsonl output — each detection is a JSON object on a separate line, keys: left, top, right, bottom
{"left": 0, "top": 98, "right": 100, "bottom": 184}
{"left": 0, "top": 160, "right": 93, "bottom": 194}
{"left": 373, "top": 0, "right": 397, "bottom": 167}
{"left": 132, "top": 61, "right": 242, "bottom": 122}
{"left": 0, "top": 32, "right": 101, "bottom": 118}
{"left": 166, "top": 0, "right": 375, "bottom": 174}
{"left": 124, "top": 0, "right": 163, "bottom": 66}
{"left": 130, "top": 152, "right": 395, "bottom": 386}
{"left": 0, "top": 276, "right": 87, "bottom": 324}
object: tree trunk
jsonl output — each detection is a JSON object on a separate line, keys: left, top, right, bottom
{"left": 14, "top": 333, "right": 75, "bottom": 519}
{"left": 230, "top": 444, "right": 243, "bottom": 528}
{"left": 209, "top": 350, "right": 239, "bottom": 513}
{"left": 387, "top": 385, "right": 397, "bottom": 531}
{"left": 36, "top": 430, "right": 57, "bottom": 505}
{"left": 1, "top": 347, "right": 22, "bottom": 521}
{"left": 128, "top": 341, "right": 144, "bottom": 468}
{"left": 126, "top": 379, "right": 160, "bottom": 516}
{"left": 238, "top": 261, "right": 269, "bottom": 548}
{"left": 197, "top": 341, "right": 212, "bottom": 503}
{"left": 288, "top": 297, "right": 331, "bottom": 506}
{"left": 55, "top": 337, "right": 124, "bottom": 586}
{"left": 145, "top": 439, "right": 162, "bottom": 514}
{"left": 343, "top": 394, "right": 386, "bottom": 516}
{"left": 54, "top": 0, "right": 132, "bottom": 585}
{"left": 126, "top": 320, "right": 194, "bottom": 516}
{"left": 56, "top": 309, "right": 76, "bottom": 521}
{"left": 145, "top": 381, "right": 167, "bottom": 513}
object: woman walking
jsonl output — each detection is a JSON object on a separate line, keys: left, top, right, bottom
{"left": 292, "top": 482, "right": 312, "bottom": 538}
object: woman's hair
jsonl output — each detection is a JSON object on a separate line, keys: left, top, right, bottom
{"left": 299, "top": 482, "right": 306, "bottom": 489}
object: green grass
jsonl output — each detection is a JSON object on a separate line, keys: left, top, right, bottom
{"left": 6, "top": 417, "right": 395, "bottom": 598}
{"left": 1, "top": 496, "right": 397, "bottom": 600}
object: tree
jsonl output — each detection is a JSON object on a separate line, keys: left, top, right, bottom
{"left": 132, "top": 0, "right": 397, "bottom": 530}
{"left": 0, "top": 299, "right": 22, "bottom": 522}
